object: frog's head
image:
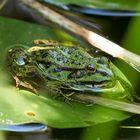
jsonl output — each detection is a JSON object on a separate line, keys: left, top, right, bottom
{"left": 6, "top": 47, "right": 31, "bottom": 76}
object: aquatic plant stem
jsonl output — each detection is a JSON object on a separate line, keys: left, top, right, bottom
{"left": 21, "top": 0, "right": 140, "bottom": 72}
{"left": 72, "top": 93, "right": 140, "bottom": 115}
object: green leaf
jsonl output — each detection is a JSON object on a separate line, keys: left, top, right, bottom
{"left": 43, "top": 0, "right": 140, "bottom": 11}
{"left": 0, "top": 17, "right": 131, "bottom": 129}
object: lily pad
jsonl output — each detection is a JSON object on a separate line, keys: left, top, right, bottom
{"left": 0, "top": 17, "right": 131, "bottom": 129}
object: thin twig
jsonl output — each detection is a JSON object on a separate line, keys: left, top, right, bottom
{"left": 21, "top": 0, "right": 140, "bottom": 72}
{"left": 0, "top": 0, "right": 8, "bottom": 10}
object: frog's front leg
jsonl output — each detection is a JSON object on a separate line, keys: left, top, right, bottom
{"left": 56, "top": 91, "right": 87, "bottom": 104}
{"left": 14, "top": 76, "right": 38, "bottom": 94}
{"left": 48, "top": 85, "right": 74, "bottom": 103}
{"left": 60, "top": 92, "right": 75, "bottom": 102}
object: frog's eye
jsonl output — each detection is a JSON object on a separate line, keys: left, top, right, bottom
{"left": 86, "top": 64, "right": 96, "bottom": 72}
{"left": 14, "top": 57, "right": 26, "bottom": 66}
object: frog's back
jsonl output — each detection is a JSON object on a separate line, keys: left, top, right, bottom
{"left": 29, "top": 45, "right": 114, "bottom": 84}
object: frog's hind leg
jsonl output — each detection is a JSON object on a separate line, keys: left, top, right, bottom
{"left": 14, "top": 76, "right": 38, "bottom": 94}
{"left": 33, "top": 39, "right": 76, "bottom": 47}
{"left": 28, "top": 40, "right": 58, "bottom": 53}
{"left": 33, "top": 39, "right": 59, "bottom": 46}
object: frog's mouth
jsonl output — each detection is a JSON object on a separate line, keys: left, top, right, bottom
{"left": 66, "top": 80, "right": 124, "bottom": 94}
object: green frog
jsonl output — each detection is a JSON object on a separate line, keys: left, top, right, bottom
{"left": 6, "top": 40, "right": 132, "bottom": 101}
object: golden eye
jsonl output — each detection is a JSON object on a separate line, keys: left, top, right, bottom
{"left": 86, "top": 64, "right": 96, "bottom": 72}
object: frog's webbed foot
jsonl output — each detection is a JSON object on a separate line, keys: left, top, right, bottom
{"left": 14, "top": 76, "right": 38, "bottom": 95}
